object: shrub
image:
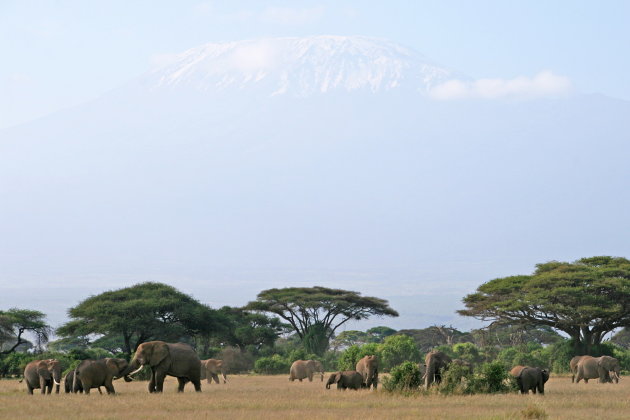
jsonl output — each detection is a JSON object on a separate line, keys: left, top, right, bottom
{"left": 254, "top": 355, "right": 290, "bottom": 374}
{"left": 451, "top": 342, "right": 483, "bottom": 364}
{"left": 464, "top": 361, "right": 511, "bottom": 394}
{"left": 380, "top": 335, "right": 420, "bottom": 372}
{"left": 439, "top": 361, "right": 473, "bottom": 395}
{"left": 382, "top": 361, "right": 422, "bottom": 392}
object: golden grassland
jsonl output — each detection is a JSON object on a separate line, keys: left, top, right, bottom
{"left": 1, "top": 374, "right": 629, "bottom": 420}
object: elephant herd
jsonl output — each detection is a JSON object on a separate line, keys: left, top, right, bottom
{"left": 21, "top": 344, "right": 624, "bottom": 396}
{"left": 22, "top": 341, "right": 229, "bottom": 395}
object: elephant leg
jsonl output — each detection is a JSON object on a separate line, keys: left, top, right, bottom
{"left": 177, "top": 377, "right": 186, "bottom": 392}
{"left": 584, "top": 378, "right": 588, "bottom": 383}
{"left": 84, "top": 386, "right": 91, "bottom": 395}
{"left": 192, "top": 378, "right": 202, "bottom": 392}
{"left": 39, "top": 377, "right": 47, "bottom": 394}
{"left": 211, "top": 373, "right": 219, "bottom": 384}
{"left": 97, "top": 387, "right": 102, "bottom": 395}
{"left": 27, "top": 383, "right": 34, "bottom": 395}
{"left": 206, "top": 376, "right": 212, "bottom": 384}
{"left": 298, "top": 378, "right": 302, "bottom": 382}
{"left": 222, "top": 373, "right": 228, "bottom": 383}
{"left": 105, "top": 380, "right": 115, "bottom": 395}
{"left": 148, "top": 369, "right": 156, "bottom": 393}
{"left": 154, "top": 370, "right": 167, "bottom": 393}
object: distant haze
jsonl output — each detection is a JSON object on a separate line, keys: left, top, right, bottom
{"left": 1, "top": 36, "right": 628, "bottom": 334}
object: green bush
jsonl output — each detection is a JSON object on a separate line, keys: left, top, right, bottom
{"left": 451, "top": 342, "right": 483, "bottom": 364}
{"left": 382, "top": 361, "right": 422, "bottom": 392}
{"left": 254, "top": 354, "right": 290, "bottom": 374}
{"left": 439, "top": 362, "right": 473, "bottom": 395}
{"left": 463, "top": 362, "right": 511, "bottom": 394}
{"left": 380, "top": 335, "right": 420, "bottom": 371}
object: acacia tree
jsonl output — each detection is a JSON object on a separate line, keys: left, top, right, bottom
{"left": 57, "top": 282, "right": 226, "bottom": 357}
{"left": 0, "top": 309, "right": 51, "bottom": 355}
{"left": 458, "top": 256, "right": 630, "bottom": 354}
{"left": 244, "top": 287, "right": 398, "bottom": 355}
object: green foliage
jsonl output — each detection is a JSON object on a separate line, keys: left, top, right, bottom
{"left": 253, "top": 354, "right": 290, "bottom": 374}
{"left": 451, "top": 342, "right": 483, "bottom": 364}
{"left": 459, "top": 257, "right": 630, "bottom": 353}
{"left": 0, "top": 308, "right": 51, "bottom": 354}
{"left": 379, "top": 335, "right": 420, "bottom": 371}
{"left": 57, "top": 282, "right": 226, "bottom": 356}
{"left": 245, "top": 286, "right": 398, "bottom": 355}
{"left": 439, "top": 361, "right": 474, "bottom": 395}
{"left": 382, "top": 361, "right": 422, "bottom": 392}
{"left": 463, "top": 362, "right": 511, "bottom": 394}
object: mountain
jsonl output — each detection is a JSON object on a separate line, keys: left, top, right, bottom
{"left": 142, "top": 36, "right": 455, "bottom": 96}
{"left": 1, "top": 36, "right": 629, "bottom": 331}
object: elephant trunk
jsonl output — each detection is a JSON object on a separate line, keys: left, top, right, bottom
{"left": 119, "top": 358, "right": 143, "bottom": 377}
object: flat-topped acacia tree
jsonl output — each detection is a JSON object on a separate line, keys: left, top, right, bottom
{"left": 458, "top": 256, "right": 630, "bottom": 354}
{"left": 244, "top": 286, "right": 399, "bottom": 355}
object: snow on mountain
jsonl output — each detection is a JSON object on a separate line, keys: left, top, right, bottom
{"left": 145, "top": 36, "right": 455, "bottom": 96}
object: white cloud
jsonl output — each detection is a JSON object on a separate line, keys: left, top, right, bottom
{"left": 259, "top": 6, "right": 325, "bottom": 25}
{"left": 429, "top": 71, "right": 573, "bottom": 100}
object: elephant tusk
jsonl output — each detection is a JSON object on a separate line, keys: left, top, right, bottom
{"left": 128, "top": 366, "right": 144, "bottom": 376}
{"left": 53, "top": 379, "right": 61, "bottom": 386}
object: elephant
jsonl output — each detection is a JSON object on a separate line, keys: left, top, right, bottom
{"left": 356, "top": 355, "right": 378, "bottom": 389}
{"left": 74, "top": 358, "right": 131, "bottom": 394}
{"left": 23, "top": 359, "right": 62, "bottom": 395}
{"left": 516, "top": 367, "right": 549, "bottom": 395}
{"left": 289, "top": 360, "right": 324, "bottom": 382}
{"left": 570, "top": 355, "right": 589, "bottom": 383}
{"left": 325, "top": 371, "right": 364, "bottom": 390}
{"left": 63, "top": 370, "right": 102, "bottom": 394}
{"left": 120, "top": 341, "right": 202, "bottom": 393}
{"left": 424, "top": 351, "right": 452, "bottom": 388}
{"left": 200, "top": 359, "right": 228, "bottom": 384}
{"left": 575, "top": 355, "right": 620, "bottom": 384}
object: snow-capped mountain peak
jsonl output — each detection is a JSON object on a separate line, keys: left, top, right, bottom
{"left": 146, "top": 36, "right": 454, "bottom": 96}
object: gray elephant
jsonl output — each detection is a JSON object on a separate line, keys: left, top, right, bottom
{"left": 356, "top": 355, "right": 378, "bottom": 389}
{"left": 575, "top": 355, "right": 620, "bottom": 384}
{"left": 569, "top": 355, "right": 588, "bottom": 383}
{"left": 326, "top": 371, "right": 364, "bottom": 390}
{"left": 63, "top": 370, "right": 102, "bottom": 394}
{"left": 200, "top": 359, "right": 228, "bottom": 384}
{"left": 120, "top": 341, "right": 202, "bottom": 393}
{"left": 289, "top": 359, "right": 324, "bottom": 382}
{"left": 23, "top": 359, "right": 62, "bottom": 395}
{"left": 424, "top": 351, "right": 452, "bottom": 388}
{"left": 74, "top": 358, "right": 131, "bottom": 394}
{"left": 516, "top": 367, "right": 549, "bottom": 395}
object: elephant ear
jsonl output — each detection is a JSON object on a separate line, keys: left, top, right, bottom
{"left": 333, "top": 372, "right": 342, "bottom": 383}
{"left": 149, "top": 342, "right": 170, "bottom": 366}
{"left": 37, "top": 363, "right": 52, "bottom": 380}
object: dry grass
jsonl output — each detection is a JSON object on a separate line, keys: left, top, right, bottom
{"left": 1, "top": 374, "right": 630, "bottom": 419}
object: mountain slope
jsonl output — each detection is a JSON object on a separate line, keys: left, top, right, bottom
{"left": 0, "top": 37, "right": 628, "bottom": 330}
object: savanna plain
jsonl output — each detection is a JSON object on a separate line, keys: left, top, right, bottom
{"left": 1, "top": 374, "right": 629, "bottom": 420}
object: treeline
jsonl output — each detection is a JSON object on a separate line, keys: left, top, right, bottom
{"left": 2, "top": 256, "right": 630, "bottom": 378}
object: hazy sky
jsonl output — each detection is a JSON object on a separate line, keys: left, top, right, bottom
{"left": 1, "top": 0, "right": 629, "bottom": 128}
{"left": 1, "top": 1, "right": 629, "bottom": 335}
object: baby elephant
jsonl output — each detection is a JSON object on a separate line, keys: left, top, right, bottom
{"left": 517, "top": 367, "right": 549, "bottom": 395}
{"left": 326, "top": 371, "right": 364, "bottom": 390}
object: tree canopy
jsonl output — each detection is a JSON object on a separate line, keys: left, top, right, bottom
{"left": 0, "top": 309, "right": 50, "bottom": 355}
{"left": 244, "top": 286, "right": 398, "bottom": 355}
{"left": 57, "top": 282, "right": 226, "bottom": 356}
{"left": 458, "top": 256, "right": 630, "bottom": 353}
